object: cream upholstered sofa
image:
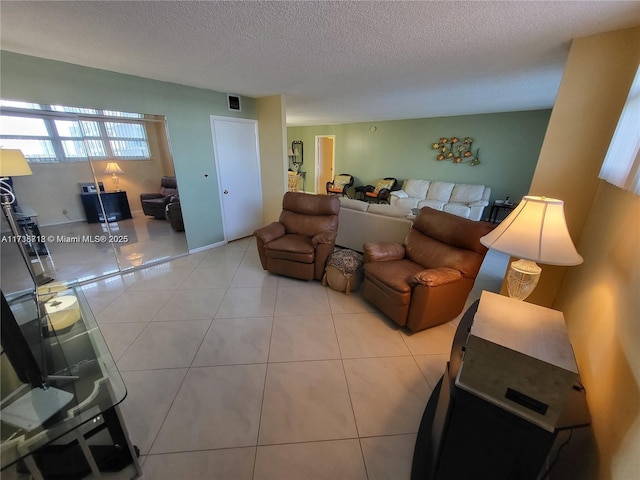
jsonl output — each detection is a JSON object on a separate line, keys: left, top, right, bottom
{"left": 390, "top": 179, "right": 491, "bottom": 221}
{"left": 335, "top": 197, "right": 413, "bottom": 252}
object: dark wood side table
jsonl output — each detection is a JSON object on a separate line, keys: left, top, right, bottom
{"left": 80, "top": 191, "right": 132, "bottom": 223}
{"left": 411, "top": 295, "right": 590, "bottom": 480}
{"left": 488, "top": 201, "right": 516, "bottom": 223}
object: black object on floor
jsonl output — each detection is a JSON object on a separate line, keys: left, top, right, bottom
{"left": 17, "top": 443, "right": 139, "bottom": 479}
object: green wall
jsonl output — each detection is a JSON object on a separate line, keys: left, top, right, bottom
{"left": 288, "top": 109, "right": 551, "bottom": 204}
{"left": 0, "top": 51, "right": 256, "bottom": 250}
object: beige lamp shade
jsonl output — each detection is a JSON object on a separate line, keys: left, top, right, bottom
{"left": 0, "top": 149, "right": 33, "bottom": 177}
{"left": 104, "top": 162, "right": 124, "bottom": 174}
{"left": 480, "top": 196, "right": 583, "bottom": 266}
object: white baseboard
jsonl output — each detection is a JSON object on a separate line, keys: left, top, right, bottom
{"left": 189, "top": 240, "right": 226, "bottom": 254}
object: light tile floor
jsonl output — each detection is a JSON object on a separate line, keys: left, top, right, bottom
{"left": 1, "top": 212, "right": 188, "bottom": 293}
{"left": 7, "top": 238, "right": 509, "bottom": 480}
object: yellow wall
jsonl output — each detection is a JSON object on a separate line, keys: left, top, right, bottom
{"left": 256, "top": 95, "right": 288, "bottom": 224}
{"left": 526, "top": 26, "right": 640, "bottom": 308}
{"left": 528, "top": 27, "right": 639, "bottom": 479}
{"left": 557, "top": 183, "right": 639, "bottom": 479}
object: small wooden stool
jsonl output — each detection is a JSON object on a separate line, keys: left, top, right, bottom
{"left": 322, "top": 249, "right": 364, "bottom": 295}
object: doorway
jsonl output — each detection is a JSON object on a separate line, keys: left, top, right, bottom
{"left": 211, "top": 116, "right": 262, "bottom": 242}
{"left": 315, "top": 136, "right": 335, "bottom": 194}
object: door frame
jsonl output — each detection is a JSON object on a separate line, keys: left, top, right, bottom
{"left": 211, "top": 115, "right": 262, "bottom": 243}
{"left": 315, "top": 135, "right": 335, "bottom": 193}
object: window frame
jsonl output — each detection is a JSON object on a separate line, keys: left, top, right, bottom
{"left": 598, "top": 66, "right": 640, "bottom": 195}
{"left": 0, "top": 103, "right": 152, "bottom": 164}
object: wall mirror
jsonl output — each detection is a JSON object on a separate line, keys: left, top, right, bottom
{"left": 289, "top": 140, "right": 303, "bottom": 169}
{"left": 0, "top": 100, "right": 187, "bottom": 286}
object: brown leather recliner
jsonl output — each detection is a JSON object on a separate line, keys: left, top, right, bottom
{"left": 255, "top": 192, "right": 340, "bottom": 281}
{"left": 362, "top": 207, "right": 494, "bottom": 332}
{"left": 140, "top": 176, "right": 178, "bottom": 219}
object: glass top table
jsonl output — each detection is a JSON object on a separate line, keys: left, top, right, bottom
{"left": 1, "top": 284, "right": 139, "bottom": 479}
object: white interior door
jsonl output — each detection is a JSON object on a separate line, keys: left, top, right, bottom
{"left": 211, "top": 116, "right": 262, "bottom": 241}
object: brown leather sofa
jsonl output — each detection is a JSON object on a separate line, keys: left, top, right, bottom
{"left": 362, "top": 207, "right": 494, "bottom": 332}
{"left": 140, "top": 176, "right": 179, "bottom": 219}
{"left": 255, "top": 192, "right": 340, "bottom": 281}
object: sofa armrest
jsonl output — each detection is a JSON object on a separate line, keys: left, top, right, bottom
{"left": 254, "top": 222, "right": 285, "bottom": 244}
{"left": 391, "top": 190, "right": 409, "bottom": 199}
{"left": 482, "top": 186, "right": 492, "bottom": 203}
{"left": 410, "top": 267, "right": 462, "bottom": 287}
{"left": 363, "top": 242, "right": 405, "bottom": 263}
{"left": 254, "top": 222, "right": 286, "bottom": 271}
{"left": 469, "top": 200, "right": 489, "bottom": 207}
{"left": 312, "top": 230, "right": 338, "bottom": 246}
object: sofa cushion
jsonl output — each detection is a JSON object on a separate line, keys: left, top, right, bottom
{"left": 394, "top": 197, "right": 420, "bottom": 210}
{"left": 404, "top": 179, "right": 431, "bottom": 199}
{"left": 443, "top": 203, "right": 472, "bottom": 218}
{"left": 280, "top": 193, "right": 340, "bottom": 237}
{"left": 418, "top": 199, "right": 446, "bottom": 211}
{"left": 426, "top": 182, "right": 455, "bottom": 201}
{"left": 339, "top": 197, "right": 369, "bottom": 211}
{"left": 367, "top": 204, "right": 412, "bottom": 218}
{"left": 450, "top": 184, "right": 485, "bottom": 203}
{"left": 373, "top": 178, "right": 395, "bottom": 194}
{"left": 265, "top": 234, "right": 314, "bottom": 263}
{"left": 364, "top": 259, "right": 424, "bottom": 295}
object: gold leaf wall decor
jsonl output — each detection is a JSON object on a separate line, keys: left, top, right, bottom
{"left": 431, "top": 136, "right": 481, "bottom": 166}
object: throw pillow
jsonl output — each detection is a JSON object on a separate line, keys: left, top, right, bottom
{"left": 333, "top": 175, "right": 351, "bottom": 188}
{"left": 373, "top": 179, "right": 394, "bottom": 194}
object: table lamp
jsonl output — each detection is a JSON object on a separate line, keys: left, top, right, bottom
{"left": 104, "top": 162, "right": 124, "bottom": 191}
{"left": 479, "top": 196, "right": 583, "bottom": 300}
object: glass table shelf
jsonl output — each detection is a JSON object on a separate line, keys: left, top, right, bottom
{"left": 1, "top": 284, "right": 140, "bottom": 479}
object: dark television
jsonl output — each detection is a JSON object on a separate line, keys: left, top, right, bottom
{"left": 1, "top": 290, "right": 46, "bottom": 389}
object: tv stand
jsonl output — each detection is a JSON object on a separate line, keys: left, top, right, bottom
{"left": 80, "top": 191, "right": 131, "bottom": 223}
{"left": 1, "top": 287, "right": 141, "bottom": 479}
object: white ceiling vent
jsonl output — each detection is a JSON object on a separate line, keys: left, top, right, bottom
{"left": 227, "top": 94, "right": 241, "bottom": 112}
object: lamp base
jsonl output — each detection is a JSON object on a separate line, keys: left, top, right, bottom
{"left": 112, "top": 173, "right": 120, "bottom": 192}
{"left": 507, "top": 259, "right": 542, "bottom": 300}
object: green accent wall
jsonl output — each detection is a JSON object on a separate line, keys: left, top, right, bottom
{"left": 1, "top": 51, "right": 256, "bottom": 250}
{"left": 288, "top": 110, "right": 551, "bottom": 206}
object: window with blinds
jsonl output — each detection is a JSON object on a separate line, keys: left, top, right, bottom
{"left": 0, "top": 101, "right": 151, "bottom": 163}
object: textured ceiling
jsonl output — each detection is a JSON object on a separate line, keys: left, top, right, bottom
{"left": 1, "top": 1, "right": 639, "bottom": 126}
